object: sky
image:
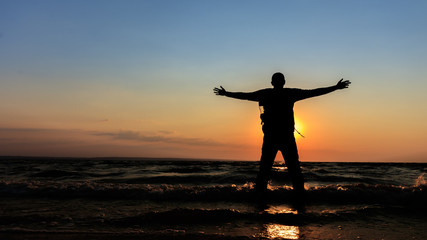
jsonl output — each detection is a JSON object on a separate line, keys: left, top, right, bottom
{"left": 1, "top": 0, "right": 426, "bottom": 162}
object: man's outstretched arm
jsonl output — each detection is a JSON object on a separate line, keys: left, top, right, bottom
{"left": 298, "top": 78, "right": 351, "bottom": 100}
{"left": 213, "top": 86, "right": 260, "bottom": 101}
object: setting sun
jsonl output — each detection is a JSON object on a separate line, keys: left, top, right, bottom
{"left": 294, "top": 117, "right": 305, "bottom": 138}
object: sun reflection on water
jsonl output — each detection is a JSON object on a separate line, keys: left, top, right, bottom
{"left": 254, "top": 205, "right": 301, "bottom": 239}
{"left": 266, "top": 224, "right": 300, "bottom": 239}
{"left": 264, "top": 205, "right": 298, "bottom": 215}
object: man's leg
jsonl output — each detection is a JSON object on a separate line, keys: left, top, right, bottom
{"left": 255, "top": 137, "right": 277, "bottom": 194}
{"left": 282, "top": 136, "right": 305, "bottom": 196}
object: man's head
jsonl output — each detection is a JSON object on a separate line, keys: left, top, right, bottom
{"left": 271, "top": 72, "right": 285, "bottom": 88}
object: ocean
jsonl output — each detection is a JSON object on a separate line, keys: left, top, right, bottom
{"left": 0, "top": 157, "right": 426, "bottom": 239}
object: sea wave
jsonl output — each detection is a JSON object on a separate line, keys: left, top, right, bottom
{"left": 1, "top": 180, "right": 425, "bottom": 206}
{"left": 104, "top": 204, "right": 425, "bottom": 226}
{"left": 19, "top": 166, "right": 419, "bottom": 186}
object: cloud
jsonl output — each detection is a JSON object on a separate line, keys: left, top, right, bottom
{"left": 93, "top": 130, "right": 229, "bottom": 147}
{"left": 0, "top": 127, "right": 236, "bottom": 148}
{"left": 0, "top": 127, "right": 94, "bottom": 144}
{"left": 0, "top": 127, "right": 64, "bottom": 133}
{"left": 0, "top": 127, "right": 252, "bottom": 159}
{"left": 158, "top": 130, "right": 175, "bottom": 135}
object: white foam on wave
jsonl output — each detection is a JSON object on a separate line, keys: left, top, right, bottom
{"left": 415, "top": 173, "right": 426, "bottom": 187}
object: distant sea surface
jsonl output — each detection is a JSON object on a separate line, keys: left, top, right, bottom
{"left": 1, "top": 157, "right": 426, "bottom": 239}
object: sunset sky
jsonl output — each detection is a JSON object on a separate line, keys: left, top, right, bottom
{"left": 1, "top": 1, "right": 426, "bottom": 162}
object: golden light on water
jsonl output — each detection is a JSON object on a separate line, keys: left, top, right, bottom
{"left": 264, "top": 205, "right": 298, "bottom": 215}
{"left": 266, "top": 224, "right": 300, "bottom": 239}
{"left": 257, "top": 206, "right": 300, "bottom": 239}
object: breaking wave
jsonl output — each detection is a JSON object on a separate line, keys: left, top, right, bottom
{"left": 1, "top": 180, "right": 425, "bottom": 206}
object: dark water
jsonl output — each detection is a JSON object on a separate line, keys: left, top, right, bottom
{"left": 1, "top": 157, "right": 426, "bottom": 239}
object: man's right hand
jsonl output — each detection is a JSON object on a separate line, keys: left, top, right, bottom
{"left": 213, "top": 86, "right": 227, "bottom": 96}
{"left": 336, "top": 79, "right": 351, "bottom": 89}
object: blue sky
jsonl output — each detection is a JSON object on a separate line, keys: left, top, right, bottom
{"left": 2, "top": 1, "right": 425, "bottom": 79}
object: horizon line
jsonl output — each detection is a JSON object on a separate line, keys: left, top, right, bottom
{"left": 1, "top": 156, "right": 426, "bottom": 163}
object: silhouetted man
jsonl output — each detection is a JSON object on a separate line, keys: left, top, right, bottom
{"left": 214, "top": 72, "right": 350, "bottom": 201}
